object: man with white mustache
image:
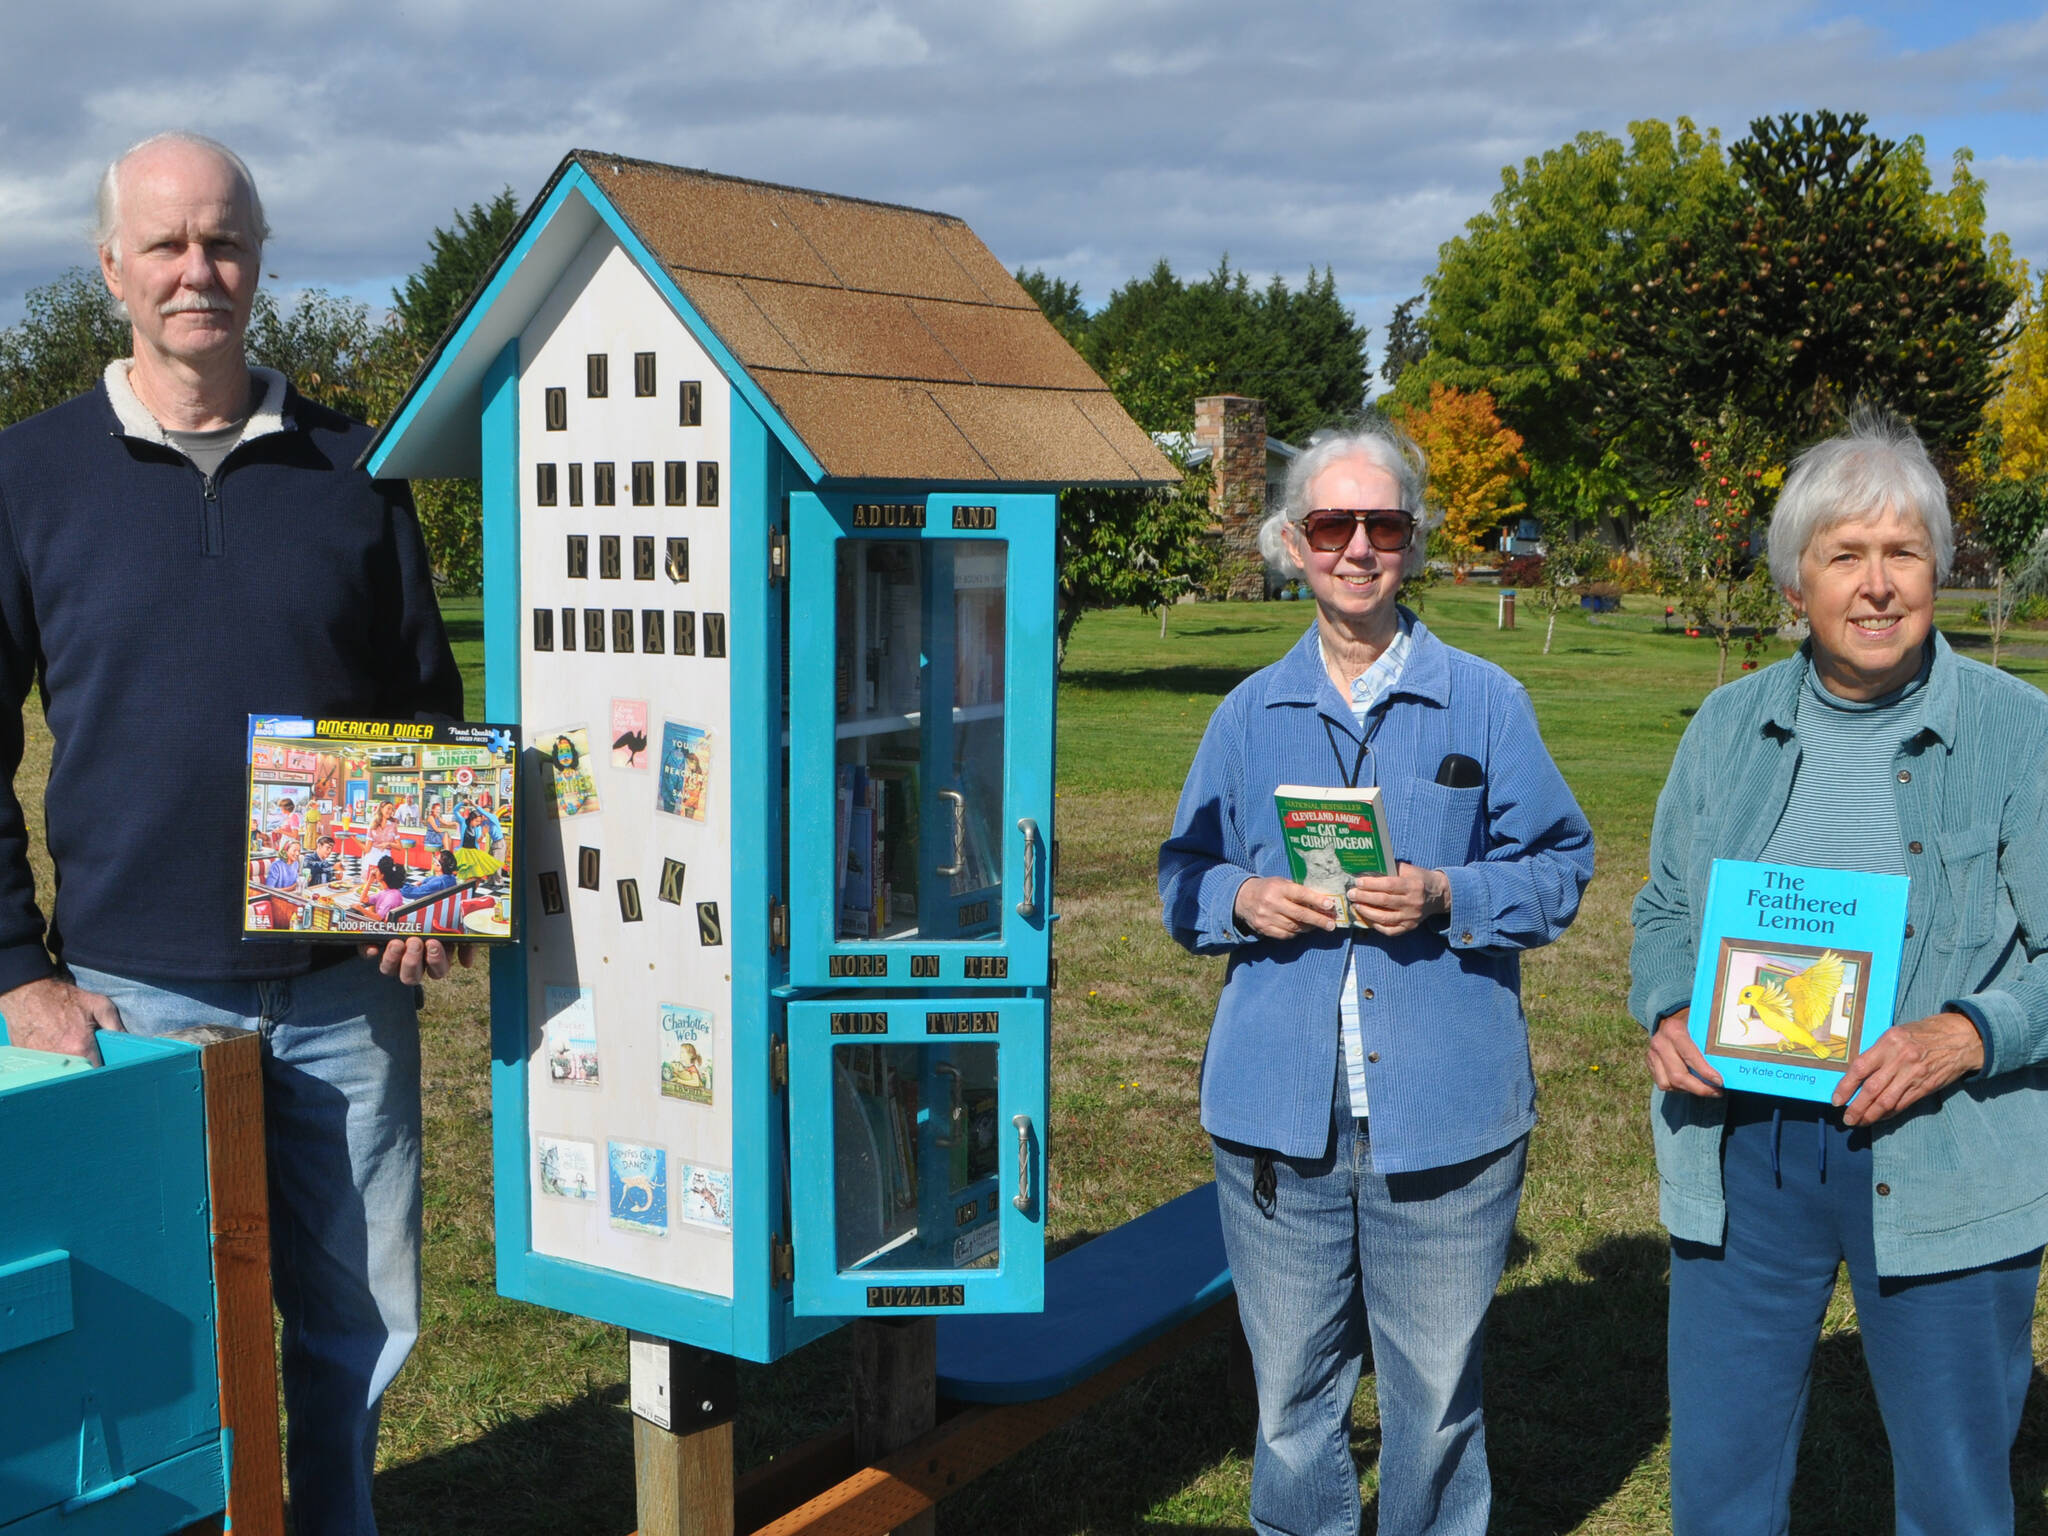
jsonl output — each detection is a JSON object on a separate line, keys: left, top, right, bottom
{"left": 0, "top": 131, "right": 461, "bottom": 1535}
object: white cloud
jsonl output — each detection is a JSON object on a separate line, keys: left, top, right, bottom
{"left": 4, "top": 0, "right": 2047, "bottom": 376}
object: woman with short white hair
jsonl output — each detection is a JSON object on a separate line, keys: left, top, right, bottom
{"left": 1632, "top": 412, "right": 2048, "bottom": 1533}
{"left": 1162, "top": 417, "right": 1594, "bottom": 1536}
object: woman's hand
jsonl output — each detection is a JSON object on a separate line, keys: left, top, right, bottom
{"left": 1646, "top": 1008, "right": 1724, "bottom": 1097}
{"left": 1347, "top": 862, "right": 1449, "bottom": 936}
{"left": 1834, "top": 1011, "right": 1983, "bottom": 1126}
{"left": 1233, "top": 876, "right": 1342, "bottom": 939}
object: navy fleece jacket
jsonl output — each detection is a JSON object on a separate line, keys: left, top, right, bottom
{"left": 0, "top": 377, "right": 462, "bottom": 988}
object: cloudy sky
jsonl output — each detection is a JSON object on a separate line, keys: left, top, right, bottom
{"left": 4, "top": 0, "right": 2047, "bottom": 369}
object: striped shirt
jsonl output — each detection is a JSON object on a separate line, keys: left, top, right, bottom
{"left": 1760, "top": 658, "right": 1929, "bottom": 875}
{"left": 1319, "top": 617, "right": 1415, "bottom": 1119}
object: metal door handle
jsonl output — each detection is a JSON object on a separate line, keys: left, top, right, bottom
{"left": 1012, "top": 1114, "right": 1033, "bottom": 1212}
{"left": 934, "top": 1062, "right": 962, "bottom": 1147}
{"left": 1016, "top": 818, "right": 1039, "bottom": 917}
{"left": 936, "top": 790, "right": 966, "bottom": 877}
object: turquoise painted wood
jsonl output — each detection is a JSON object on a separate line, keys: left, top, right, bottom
{"left": 477, "top": 339, "right": 838, "bottom": 1363}
{"left": 785, "top": 490, "right": 1057, "bottom": 993}
{"left": 936, "top": 1182, "right": 1231, "bottom": 1403}
{"left": 787, "top": 996, "right": 1046, "bottom": 1316}
{"left": 0, "top": 1033, "right": 225, "bottom": 1532}
{"left": 399, "top": 161, "right": 1061, "bottom": 1351}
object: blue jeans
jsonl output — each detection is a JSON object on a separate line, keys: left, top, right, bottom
{"left": 72, "top": 960, "right": 423, "bottom": 1536}
{"left": 1669, "top": 1094, "right": 2041, "bottom": 1536}
{"left": 1214, "top": 1075, "right": 1526, "bottom": 1536}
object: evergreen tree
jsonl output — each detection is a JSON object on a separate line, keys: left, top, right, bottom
{"left": 1589, "top": 111, "right": 2015, "bottom": 480}
{"left": 391, "top": 189, "right": 522, "bottom": 352}
{"left": 1379, "top": 295, "right": 1428, "bottom": 389}
{"left": 1014, "top": 268, "right": 1087, "bottom": 345}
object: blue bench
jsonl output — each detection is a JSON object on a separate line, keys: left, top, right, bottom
{"left": 936, "top": 1182, "right": 1232, "bottom": 1404}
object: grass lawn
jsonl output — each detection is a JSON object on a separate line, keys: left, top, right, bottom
{"left": 22, "top": 586, "right": 2048, "bottom": 1532}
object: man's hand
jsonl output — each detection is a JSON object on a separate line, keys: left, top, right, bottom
{"left": 0, "top": 976, "right": 124, "bottom": 1065}
{"left": 362, "top": 938, "right": 476, "bottom": 985}
{"left": 1835, "top": 1011, "right": 1983, "bottom": 1126}
{"left": 1645, "top": 1008, "right": 1724, "bottom": 1098}
{"left": 1233, "top": 876, "right": 1341, "bottom": 939}
{"left": 1348, "top": 862, "right": 1449, "bottom": 937}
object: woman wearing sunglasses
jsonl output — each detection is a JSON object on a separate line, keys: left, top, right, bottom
{"left": 1160, "top": 419, "right": 1593, "bottom": 1536}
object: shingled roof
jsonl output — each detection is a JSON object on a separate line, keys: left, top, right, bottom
{"left": 562, "top": 151, "right": 1173, "bottom": 486}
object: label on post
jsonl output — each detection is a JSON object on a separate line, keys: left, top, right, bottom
{"left": 628, "top": 1331, "right": 672, "bottom": 1429}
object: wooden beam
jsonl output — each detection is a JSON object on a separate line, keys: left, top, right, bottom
{"left": 748, "top": 1302, "right": 1234, "bottom": 1536}
{"left": 850, "top": 1319, "right": 935, "bottom": 1536}
{"left": 177, "top": 1027, "right": 283, "bottom": 1536}
{"left": 631, "top": 1334, "right": 737, "bottom": 1536}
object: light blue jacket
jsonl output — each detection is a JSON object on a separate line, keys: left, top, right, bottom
{"left": 1159, "top": 616, "right": 1595, "bottom": 1173}
{"left": 1630, "top": 634, "right": 2048, "bottom": 1275}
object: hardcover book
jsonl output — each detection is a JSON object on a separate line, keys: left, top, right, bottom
{"left": 1685, "top": 858, "right": 1911, "bottom": 1103}
{"left": 1274, "top": 785, "right": 1396, "bottom": 928}
{"left": 244, "top": 715, "right": 520, "bottom": 944}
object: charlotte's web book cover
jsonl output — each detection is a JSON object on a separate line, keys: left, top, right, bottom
{"left": 1273, "top": 786, "right": 1396, "bottom": 929}
{"left": 1686, "top": 858, "right": 1909, "bottom": 1103}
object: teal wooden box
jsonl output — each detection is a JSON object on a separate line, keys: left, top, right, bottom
{"left": 0, "top": 1034, "right": 225, "bottom": 1534}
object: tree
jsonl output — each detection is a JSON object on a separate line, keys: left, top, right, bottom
{"left": 1527, "top": 533, "right": 1608, "bottom": 656}
{"left": 1395, "top": 384, "right": 1527, "bottom": 575}
{"left": 1974, "top": 476, "right": 2048, "bottom": 669}
{"left": 375, "top": 189, "right": 526, "bottom": 595}
{"left": 1014, "top": 268, "right": 1087, "bottom": 345}
{"left": 245, "top": 289, "right": 383, "bottom": 421}
{"left": 1401, "top": 117, "right": 1730, "bottom": 533}
{"left": 1056, "top": 450, "right": 1216, "bottom": 663}
{"left": 0, "top": 268, "right": 130, "bottom": 426}
{"left": 1646, "top": 413, "right": 1786, "bottom": 689}
{"left": 1378, "top": 295, "right": 1428, "bottom": 389}
{"left": 1589, "top": 111, "right": 2017, "bottom": 483}
{"left": 1, "top": 268, "right": 392, "bottom": 432}
{"left": 1052, "top": 347, "right": 1218, "bottom": 662}
{"left": 1988, "top": 264, "right": 2048, "bottom": 484}
{"left": 1077, "top": 257, "right": 1368, "bottom": 444}
{"left": 391, "top": 189, "right": 521, "bottom": 352}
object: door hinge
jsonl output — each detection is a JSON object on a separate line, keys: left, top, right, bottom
{"left": 770, "top": 1034, "right": 788, "bottom": 1091}
{"left": 769, "top": 897, "right": 788, "bottom": 951}
{"left": 770, "top": 1233, "right": 795, "bottom": 1286}
{"left": 768, "top": 524, "right": 789, "bottom": 587}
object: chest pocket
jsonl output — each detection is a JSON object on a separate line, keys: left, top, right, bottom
{"left": 1399, "top": 779, "right": 1486, "bottom": 869}
{"left": 1934, "top": 823, "right": 2000, "bottom": 954}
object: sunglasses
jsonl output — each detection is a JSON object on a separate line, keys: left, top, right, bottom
{"left": 1296, "top": 508, "right": 1416, "bottom": 554}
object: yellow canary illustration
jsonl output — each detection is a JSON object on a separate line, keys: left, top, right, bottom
{"left": 1736, "top": 950, "right": 1847, "bottom": 1059}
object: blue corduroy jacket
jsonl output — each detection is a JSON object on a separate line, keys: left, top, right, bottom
{"left": 1631, "top": 634, "right": 2048, "bottom": 1275}
{"left": 1159, "top": 615, "right": 1595, "bottom": 1173}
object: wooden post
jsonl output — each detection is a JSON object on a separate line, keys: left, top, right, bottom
{"left": 630, "top": 1333, "right": 736, "bottom": 1536}
{"left": 171, "top": 1026, "right": 284, "bottom": 1536}
{"left": 851, "top": 1319, "right": 937, "bottom": 1536}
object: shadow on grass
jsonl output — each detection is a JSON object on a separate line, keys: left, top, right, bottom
{"left": 945, "top": 1233, "right": 1677, "bottom": 1535}
{"left": 373, "top": 1233, "right": 2048, "bottom": 1535}
{"left": 375, "top": 1382, "right": 636, "bottom": 1536}
{"left": 443, "top": 614, "right": 484, "bottom": 649}
{"left": 1062, "top": 665, "right": 1265, "bottom": 698}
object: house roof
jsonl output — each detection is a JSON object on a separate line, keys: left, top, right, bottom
{"left": 367, "top": 151, "right": 1175, "bottom": 488}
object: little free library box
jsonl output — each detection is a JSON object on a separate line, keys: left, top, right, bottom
{"left": 366, "top": 151, "right": 1174, "bottom": 1360}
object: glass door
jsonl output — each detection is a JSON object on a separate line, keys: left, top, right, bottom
{"left": 786, "top": 997, "right": 1045, "bottom": 1315}
{"left": 787, "top": 492, "right": 1053, "bottom": 989}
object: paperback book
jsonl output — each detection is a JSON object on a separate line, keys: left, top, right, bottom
{"left": 1274, "top": 785, "right": 1396, "bottom": 929}
{"left": 1685, "top": 858, "right": 1911, "bottom": 1103}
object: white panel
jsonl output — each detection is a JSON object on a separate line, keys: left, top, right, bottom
{"left": 517, "top": 228, "right": 737, "bottom": 1299}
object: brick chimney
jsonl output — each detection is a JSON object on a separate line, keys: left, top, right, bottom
{"left": 1194, "top": 394, "right": 1268, "bottom": 600}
